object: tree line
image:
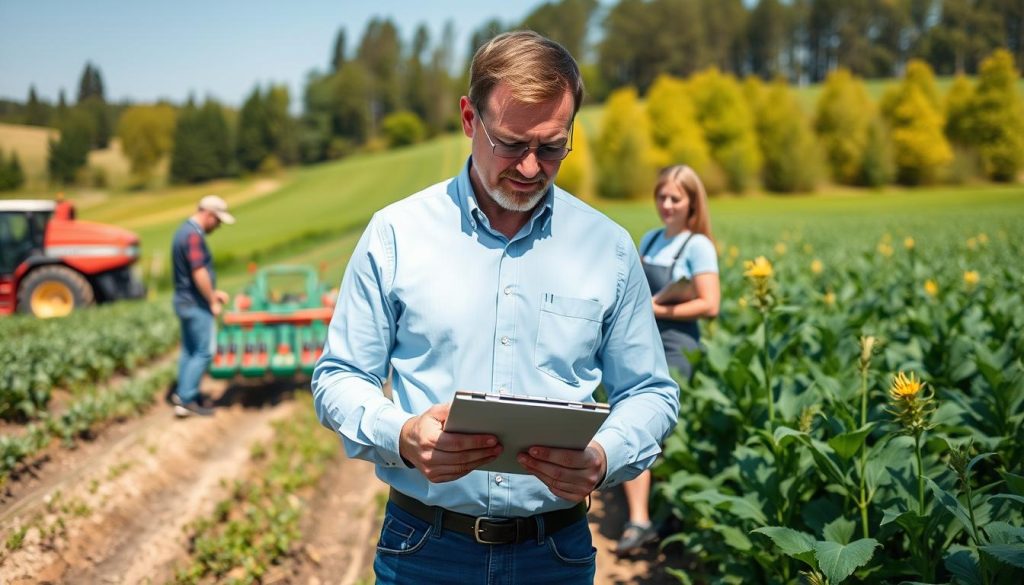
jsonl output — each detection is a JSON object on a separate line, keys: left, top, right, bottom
{"left": 554, "top": 49, "right": 1023, "bottom": 201}
{"left": 0, "top": 0, "right": 1021, "bottom": 190}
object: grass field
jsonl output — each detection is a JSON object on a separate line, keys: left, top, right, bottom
{"left": 0, "top": 123, "right": 147, "bottom": 192}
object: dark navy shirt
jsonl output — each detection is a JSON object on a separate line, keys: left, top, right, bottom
{"left": 171, "top": 219, "right": 215, "bottom": 312}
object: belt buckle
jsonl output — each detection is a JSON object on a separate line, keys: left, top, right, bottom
{"left": 474, "top": 516, "right": 510, "bottom": 544}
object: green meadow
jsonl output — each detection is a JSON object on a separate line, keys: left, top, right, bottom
{"left": 61, "top": 122, "right": 1023, "bottom": 294}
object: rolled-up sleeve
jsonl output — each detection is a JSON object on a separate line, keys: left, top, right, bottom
{"left": 592, "top": 233, "right": 680, "bottom": 487}
{"left": 311, "top": 214, "right": 414, "bottom": 468}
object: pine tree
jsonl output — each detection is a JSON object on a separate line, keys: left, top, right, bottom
{"left": 331, "top": 28, "right": 347, "bottom": 72}
{"left": 76, "top": 62, "right": 111, "bottom": 148}
{"left": 236, "top": 87, "right": 270, "bottom": 172}
{"left": 688, "top": 68, "right": 761, "bottom": 192}
{"left": 25, "top": 85, "right": 49, "bottom": 126}
{"left": 595, "top": 87, "right": 657, "bottom": 199}
{"left": 6, "top": 151, "right": 25, "bottom": 190}
{"left": 645, "top": 74, "right": 712, "bottom": 181}
{"left": 171, "top": 99, "right": 231, "bottom": 183}
{"left": 48, "top": 109, "right": 92, "bottom": 184}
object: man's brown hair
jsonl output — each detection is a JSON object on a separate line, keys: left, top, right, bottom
{"left": 468, "top": 30, "right": 584, "bottom": 116}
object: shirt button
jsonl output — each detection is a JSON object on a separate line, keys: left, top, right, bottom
{"left": 504, "top": 286, "right": 512, "bottom": 295}
{"left": 500, "top": 336, "right": 511, "bottom": 346}
{"left": 495, "top": 475, "right": 504, "bottom": 485}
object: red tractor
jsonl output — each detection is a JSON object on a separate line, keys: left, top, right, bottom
{"left": 0, "top": 199, "right": 146, "bottom": 318}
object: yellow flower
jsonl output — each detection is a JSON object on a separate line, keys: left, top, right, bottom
{"left": 823, "top": 291, "right": 836, "bottom": 306}
{"left": 978, "top": 233, "right": 989, "bottom": 245}
{"left": 888, "top": 371, "right": 935, "bottom": 436}
{"left": 744, "top": 256, "right": 774, "bottom": 279}
{"left": 810, "top": 259, "right": 823, "bottom": 275}
{"left": 728, "top": 245, "right": 740, "bottom": 258}
{"left": 738, "top": 297, "right": 748, "bottom": 308}
{"left": 774, "top": 242, "right": 788, "bottom": 255}
{"left": 924, "top": 279, "right": 939, "bottom": 297}
{"left": 889, "top": 371, "right": 924, "bottom": 401}
{"left": 966, "top": 237, "right": 978, "bottom": 250}
{"left": 963, "top": 270, "right": 980, "bottom": 288}
{"left": 877, "top": 242, "right": 894, "bottom": 257}
{"left": 904, "top": 237, "right": 915, "bottom": 250}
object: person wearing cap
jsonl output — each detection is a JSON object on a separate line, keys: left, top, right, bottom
{"left": 312, "top": 31, "right": 678, "bottom": 583}
{"left": 170, "top": 195, "right": 235, "bottom": 417}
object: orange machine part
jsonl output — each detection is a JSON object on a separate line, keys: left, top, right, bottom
{"left": 222, "top": 307, "right": 334, "bottom": 327}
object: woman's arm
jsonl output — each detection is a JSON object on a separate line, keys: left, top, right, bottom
{"left": 652, "top": 271, "right": 720, "bottom": 320}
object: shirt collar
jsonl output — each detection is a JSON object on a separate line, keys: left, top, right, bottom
{"left": 187, "top": 217, "right": 206, "bottom": 234}
{"left": 457, "top": 157, "right": 554, "bottom": 240}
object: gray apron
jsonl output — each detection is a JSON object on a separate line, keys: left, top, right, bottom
{"left": 641, "top": 229, "right": 700, "bottom": 380}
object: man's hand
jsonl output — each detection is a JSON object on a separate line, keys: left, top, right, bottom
{"left": 214, "top": 290, "right": 230, "bottom": 304}
{"left": 399, "top": 403, "right": 502, "bottom": 483}
{"left": 517, "top": 440, "right": 607, "bottom": 502}
{"left": 210, "top": 299, "right": 223, "bottom": 316}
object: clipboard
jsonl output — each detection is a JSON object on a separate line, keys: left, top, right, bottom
{"left": 443, "top": 391, "right": 610, "bottom": 474}
{"left": 653, "top": 277, "right": 696, "bottom": 305}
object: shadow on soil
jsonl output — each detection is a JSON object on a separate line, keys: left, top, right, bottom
{"left": 594, "top": 488, "right": 703, "bottom": 585}
{"left": 165, "top": 376, "right": 311, "bottom": 411}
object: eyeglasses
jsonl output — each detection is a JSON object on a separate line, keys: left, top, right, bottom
{"left": 475, "top": 109, "right": 574, "bottom": 162}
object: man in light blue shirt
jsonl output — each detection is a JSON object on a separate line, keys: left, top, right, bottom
{"left": 312, "top": 31, "right": 678, "bottom": 584}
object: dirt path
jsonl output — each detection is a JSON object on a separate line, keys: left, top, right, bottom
{"left": 0, "top": 377, "right": 676, "bottom": 585}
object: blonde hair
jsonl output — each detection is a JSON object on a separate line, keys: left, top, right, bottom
{"left": 656, "top": 165, "right": 713, "bottom": 240}
{"left": 468, "top": 30, "right": 584, "bottom": 116}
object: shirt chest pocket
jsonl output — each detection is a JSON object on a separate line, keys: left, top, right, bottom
{"left": 535, "top": 294, "right": 604, "bottom": 386}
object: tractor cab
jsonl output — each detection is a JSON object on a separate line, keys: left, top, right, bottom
{"left": 0, "top": 199, "right": 146, "bottom": 318}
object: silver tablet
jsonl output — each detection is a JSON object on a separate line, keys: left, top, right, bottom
{"left": 444, "top": 390, "right": 610, "bottom": 474}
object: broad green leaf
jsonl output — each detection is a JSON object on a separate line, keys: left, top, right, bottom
{"left": 880, "top": 506, "right": 928, "bottom": 535}
{"left": 813, "top": 538, "right": 880, "bottom": 584}
{"left": 751, "top": 526, "right": 816, "bottom": 567}
{"left": 980, "top": 543, "right": 1024, "bottom": 568}
{"left": 966, "top": 452, "right": 997, "bottom": 475}
{"left": 991, "top": 494, "right": 1024, "bottom": 507}
{"left": 1002, "top": 471, "right": 1024, "bottom": 496}
{"left": 772, "top": 425, "right": 807, "bottom": 448}
{"left": 684, "top": 490, "right": 768, "bottom": 524}
{"left": 927, "top": 477, "right": 977, "bottom": 542}
{"left": 827, "top": 423, "right": 875, "bottom": 461}
{"left": 984, "top": 521, "right": 1024, "bottom": 544}
{"left": 945, "top": 546, "right": 983, "bottom": 585}
{"left": 711, "top": 524, "right": 753, "bottom": 552}
{"left": 823, "top": 516, "right": 857, "bottom": 544}
{"left": 803, "top": 438, "right": 849, "bottom": 489}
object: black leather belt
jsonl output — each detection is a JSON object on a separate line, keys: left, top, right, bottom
{"left": 388, "top": 488, "right": 587, "bottom": 545}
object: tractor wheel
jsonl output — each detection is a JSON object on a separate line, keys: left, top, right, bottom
{"left": 17, "top": 265, "right": 95, "bottom": 318}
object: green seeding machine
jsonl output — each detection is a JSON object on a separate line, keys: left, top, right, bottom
{"left": 209, "top": 265, "right": 335, "bottom": 379}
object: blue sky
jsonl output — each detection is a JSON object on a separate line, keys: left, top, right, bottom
{"left": 0, "top": 1, "right": 570, "bottom": 109}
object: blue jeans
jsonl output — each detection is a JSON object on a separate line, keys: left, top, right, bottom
{"left": 175, "top": 304, "right": 213, "bottom": 404}
{"left": 374, "top": 501, "right": 596, "bottom": 585}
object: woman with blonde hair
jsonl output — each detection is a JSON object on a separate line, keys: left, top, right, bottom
{"left": 616, "top": 164, "right": 720, "bottom": 555}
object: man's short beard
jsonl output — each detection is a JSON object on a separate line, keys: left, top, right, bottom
{"left": 474, "top": 159, "right": 549, "bottom": 212}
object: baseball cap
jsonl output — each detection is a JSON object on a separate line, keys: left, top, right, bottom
{"left": 197, "top": 195, "right": 236, "bottom": 225}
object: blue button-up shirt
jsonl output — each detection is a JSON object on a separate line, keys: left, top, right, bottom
{"left": 312, "top": 158, "right": 679, "bottom": 517}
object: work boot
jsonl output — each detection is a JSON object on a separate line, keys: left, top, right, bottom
{"left": 174, "top": 400, "right": 215, "bottom": 418}
{"left": 615, "top": 521, "right": 657, "bottom": 555}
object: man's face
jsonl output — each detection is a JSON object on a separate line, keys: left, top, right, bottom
{"left": 460, "top": 84, "right": 574, "bottom": 213}
{"left": 204, "top": 211, "right": 222, "bottom": 234}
